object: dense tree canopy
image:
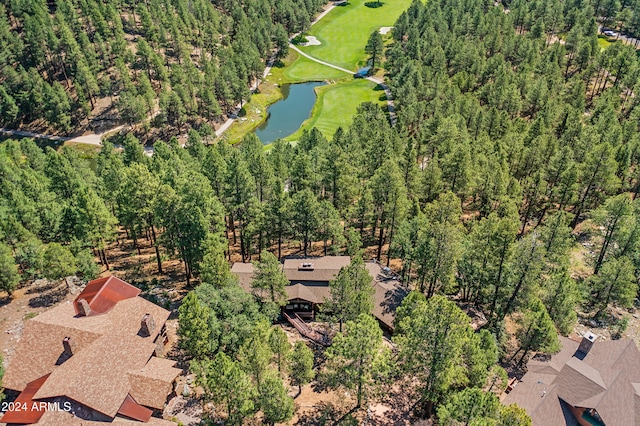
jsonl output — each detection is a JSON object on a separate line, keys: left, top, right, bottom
{"left": 7, "top": 0, "right": 640, "bottom": 422}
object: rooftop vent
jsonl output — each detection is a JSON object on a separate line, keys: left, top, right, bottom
{"left": 578, "top": 331, "right": 597, "bottom": 355}
{"left": 62, "top": 336, "right": 76, "bottom": 356}
{"left": 140, "top": 313, "right": 156, "bottom": 337}
{"left": 77, "top": 298, "right": 91, "bottom": 316}
{"left": 298, "top": 262, "right": 315, "bottom": 271}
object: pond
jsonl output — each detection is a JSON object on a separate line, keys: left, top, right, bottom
{"left": 254, "top": 81, "right": 325, "bottom": 144}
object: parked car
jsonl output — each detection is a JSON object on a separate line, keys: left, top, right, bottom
{"left": 603, "top": 29, "right": 618, "bottom": 37}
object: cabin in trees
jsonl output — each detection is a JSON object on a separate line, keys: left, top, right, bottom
{"left": 503, "top": 332, "right": 640, "bottom": 426}
{"left": 1, "top": 277, "right": 180, "bottom": 426}
{"left": 231, "top": 256, "right": 408, "bottom": 332}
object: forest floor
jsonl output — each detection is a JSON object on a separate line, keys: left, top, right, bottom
{"left": 0, "top": 226, "right": 411, "bottom": 424}
{"left": 4, "top": 222, "right": 640, "bottom": 422}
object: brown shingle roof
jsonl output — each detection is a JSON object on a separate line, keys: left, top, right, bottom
{"left": 36, "top": 410, "right": 176, "bottom": 425}
{"left": 286, "top": 283, "right": 326, "bottom": 304}
{"left": 33, "top": 334, "right": 157, "bottom": 417}
{"left": 3, "top": 277, "right": 176, "bottom": 424}
{"left": 2, "top": 317, "right": 101, "bottom": 391}
{"left": 128, "top": 357, "right": 182, "bottom": 410}
{"left": 366, "top": 263, "right": 408, "bottom": 330}
{"left": 557, "top": 357, "right": 607, "bottom": 407}
{"left": 504, "top": 335, "right": 640, "bottom": 426}
{"left": 282, "top": 256, "right": 350, "bottom": 282}
{"left": 232, "top": 257, "right": 407, "bottom": 330}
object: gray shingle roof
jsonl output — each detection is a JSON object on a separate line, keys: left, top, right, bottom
{"left": 232, "top": 257, "right": 407, "bottom": 330}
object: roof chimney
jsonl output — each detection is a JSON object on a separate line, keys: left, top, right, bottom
{"left": 140, "top": 313, "right": 155, "bottom": 337}
{"left": 298, "top": 262, "right": 314, "bottom": 271}
{"left": 63, "top": 336, "right": 76, "bottom": 356}
{"left": 578, "top": 331, "right": 597, "bottom": 355}
{"left": 77, "top": 298, "right": 91, "bottom": 316}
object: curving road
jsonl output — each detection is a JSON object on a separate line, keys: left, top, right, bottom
{"left": 215, "top": 1, "right": 345, "bottom": 138}
{"left": 1, "top": 1, "right": 396, "bottom": 150}
{"left": 288, "top": 44, "right": 397, "bottom": 126}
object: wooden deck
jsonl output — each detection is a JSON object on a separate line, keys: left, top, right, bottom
{"left": 283, "top": 312, "right": 330, "bottom": 346}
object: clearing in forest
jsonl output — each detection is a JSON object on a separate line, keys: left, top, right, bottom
{"left": 285, "top": 78, "right": 386, "bottom": 140}
{"left": 227, "top": 0, "right": 410, "bottom": 144}
{"left": 296, "top": 0, "right": 412, "bottom": 71}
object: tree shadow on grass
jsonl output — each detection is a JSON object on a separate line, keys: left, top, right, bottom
{"left": 364, "top": 1, "right": 384, "bottom": 8}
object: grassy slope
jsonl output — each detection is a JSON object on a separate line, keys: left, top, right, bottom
{"left": 286, "top": 79, "right": 386, "bottom": 140}
{"left": 225, "top": 0, "right": 411, "bottom": 144}
{"left": 281, "top": 53, "right": 349, "bottom": 83}
{"left": 299, "top": 0, "right": 412, "bottom": 71}
{"left": 221, "top": 79, "right": 284, "bottom": 144}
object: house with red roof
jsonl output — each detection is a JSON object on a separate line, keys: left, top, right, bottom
{"left": 1, "top": 276, "right": 181, "bottom": 425}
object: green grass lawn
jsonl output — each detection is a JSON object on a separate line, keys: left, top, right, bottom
{"left": 285, "top": 78, "right": 386, "bottom": 141}
{"left": 267, "top": 51, "right": 350, "bottom": 84}
{"left": 284, "top": 55, "right": 350, "bottom": 82}
{"left": 299, "top": 0, "right": 412, "bottom": 71}
{"left": 227, "top": 0, "right": 409, "bottom": 145}
{"left": 221, "top": 80, "right": 284, "bottom": 144}
{"left": 597, "top": 36, "right": 614, "bottom": 51}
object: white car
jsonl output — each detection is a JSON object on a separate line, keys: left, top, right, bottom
{"left": 603, "top": 30, "right": 618, "bottom": 37}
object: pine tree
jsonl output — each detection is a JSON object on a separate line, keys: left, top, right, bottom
{"left": 258, "top": 370, "right": 295, "bottom": 426}
{"left": 178, "top": 291, "right": 213, "bottom": 359}
{"left": 365, "top": 30, "right": 384, "bottom": 70}
{"left": 395, "top": 295, "right": 494, "bottom": 417}
{"left": 193, "top": 352, "right": 255, "bottom": 424}
{"left": 252, "top": 250, "right": 288, "bottom": 306}
{"left": 323, "top": 314, "right": 390, "bottom": 408}
{"left": 0, "top": 243, "right": 20, "bottom": 296}
{"left": 325, "top": 255, "right": 374, "bottom": 332}
{"left": 591, "top": 256, "right": 637, "bottom": 316}
{"left": 199, "top": 234, "right": 233, "bottom": 288}
{"left": 268, "top": 326, "right": 290, "bottom": 374}
{"left": 42, "top": 243, "right": 76, "bottom": 281}
{"left": 289, "top": 341, "right": 315, "bottom": 395}
{"left": 512, "top": 298, "right": 560, "bottom": 366}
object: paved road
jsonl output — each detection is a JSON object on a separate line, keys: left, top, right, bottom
{"left": 215, "top": 2, "right": 344, "bottom": 138}
{"left": 289, "top": 45, "right": 397, "bottom": 126}
{"left": 1, "top": 125, "right": 124, "bottom": 146}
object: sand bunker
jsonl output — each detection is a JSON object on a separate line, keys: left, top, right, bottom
{"left": 302, "top": 36, "right": 322, "bottom": 46}
{"left": 379, "top": 26, "right": 393, "bottom": 35}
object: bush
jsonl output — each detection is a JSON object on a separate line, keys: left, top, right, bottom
{"left": 612, "top": 316, "right": 629, "bottom": 340}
